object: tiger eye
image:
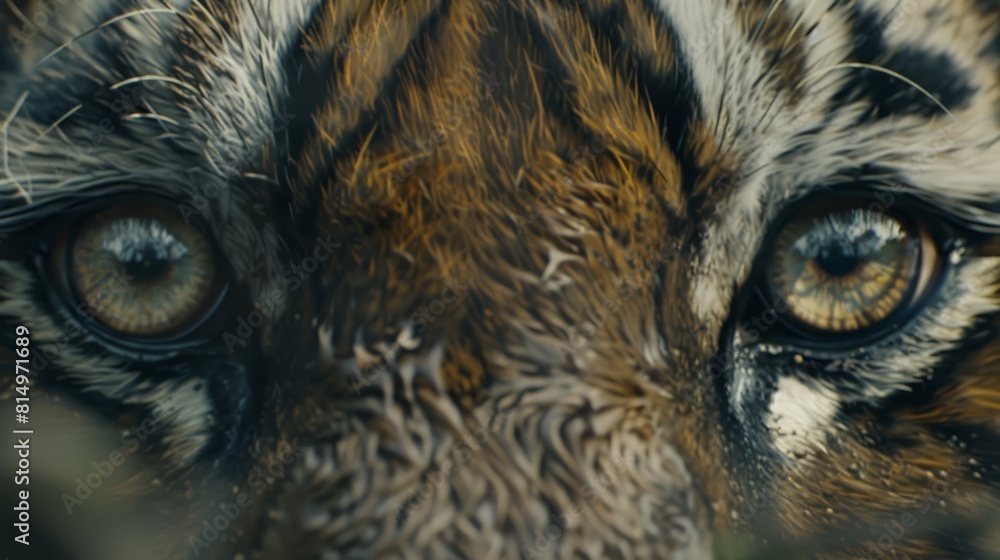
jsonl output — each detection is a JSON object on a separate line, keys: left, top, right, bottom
{"left": 69, "top": 203, "right": 222, "bottom": 337}
{"left": 769, "top": 207, "right": 937, "bottom": 333}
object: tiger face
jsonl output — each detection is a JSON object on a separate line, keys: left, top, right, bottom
{"left": 2, "top": 0, "right": 1000, "bottom": 558}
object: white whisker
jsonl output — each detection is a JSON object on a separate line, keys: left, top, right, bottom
{"left": 122, "top": 113, "right": 181, "bottom": 126}
{"left": 40, "top": 104, "right": 83, "bottom": 139}
{"left": 39, "top": 8, "right": 182, "bottom": 65}
{"left": 110, "top": 75, "right": 199, "bottom": 95}
{"left": 821, "top": 62, "right": 960, "bottom": 123}
{"left": 1, "top": 91, "right": 31, "bottom": 203}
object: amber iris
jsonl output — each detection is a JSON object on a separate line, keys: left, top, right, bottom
{"left": 769, "top": 206, "right": 936, "bottom": 333}
{"left": 69, "top": 203, "right": 220, "bottom": 337}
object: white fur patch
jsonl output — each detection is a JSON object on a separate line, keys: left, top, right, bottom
{"left": 765, "top": 376, "right": 840, "bottom": 457}
{"left": 185, "top": 0, "right": 318, "bottom": 172}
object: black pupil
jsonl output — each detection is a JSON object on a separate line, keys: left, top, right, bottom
{"left": 816, "top": 244, "right": 859, "bottom": 277}
{"left": 122, "top": 248, "right": 171, "bottom": 282}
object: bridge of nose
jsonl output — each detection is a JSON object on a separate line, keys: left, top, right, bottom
{"left": 268, "top": 2, "right": 743, "bottom": 552}
{"left": 285, "top": 80, "right": 740, "bottom": 560}
{"left": 314, "top": 99, "right": 699, "bottom": 396}
{"left": 291, "top": 205, "right": 725, "bottom": 558}
{"left": 315, "top": 142, "right": 688, "bottom": 402}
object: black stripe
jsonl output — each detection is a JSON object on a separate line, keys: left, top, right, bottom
{"left": 281, "top": 0, "right": 452, "bottom": 220}
{"left": 517, "top": 4, "right": 587, "bottom": 135}
{"left": 833, "top": 6, "right": 976, "bottom": 121}
{"left": 279, "top": 0, "right": 349, "bottom": 178}
{"left": 972, "top": 0, "right": 1000, "bottom": 59}
{"left": 597, "top": 1, "right": 701, "bottom": 203}
{"left": 931, "top": 423, "right": 998, "bottom": 483}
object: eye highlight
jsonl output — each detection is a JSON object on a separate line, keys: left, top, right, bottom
{"left": 64, "top": 203, "right": 223, "bottom": 338}
{"left": 767, "top": 203, "right": 938, "bottom": 334}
